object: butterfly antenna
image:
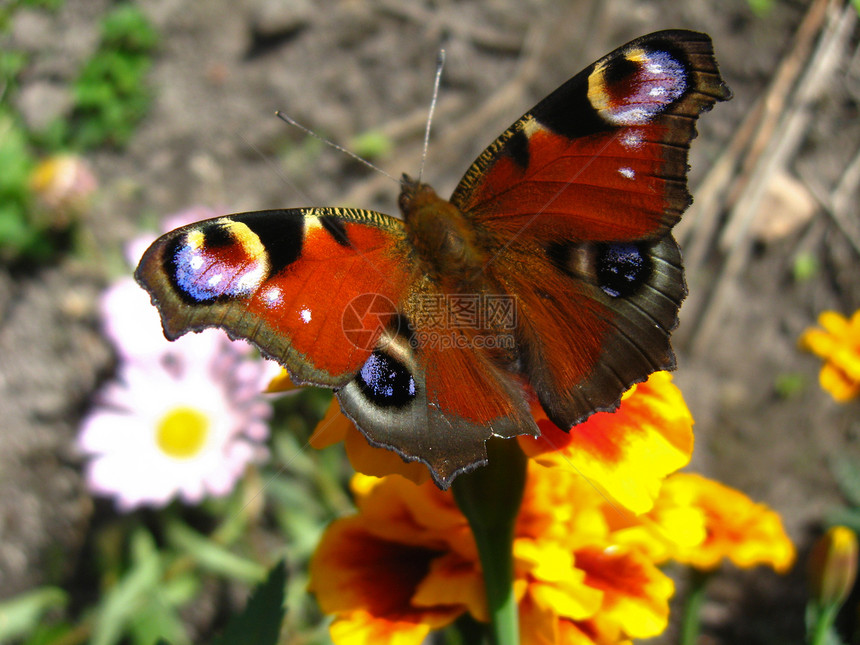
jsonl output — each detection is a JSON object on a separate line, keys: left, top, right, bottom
{"left": 274, "top": 111, "right": 397, "bottom": 182}
{"left": 417, "top": 48, "right": 446, "bottom": 184}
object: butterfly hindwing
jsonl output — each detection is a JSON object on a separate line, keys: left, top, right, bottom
{"left": 337, "top": 319, "right": 537, "bottom": 487}
{"left": 492, "top": 235, "right": 686, "bottom": 429}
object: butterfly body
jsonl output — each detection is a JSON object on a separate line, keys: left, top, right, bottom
{"left": 136, "top": 30, "right": 731, "bottom": 487}
{"left": 401, "top": 179, "right": 488, "bottom": 287}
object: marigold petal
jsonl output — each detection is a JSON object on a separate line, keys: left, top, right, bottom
{"left": 608, "top": 478, "right": 708, "bottom": 564}
{"left": 830, "top": 345, "right": 860, "bottom": 381}
{"left": 309, "top": 517, "right": 438, "bottom": 614}
{"left": 800, "top": 309, "right": 860, "bottom": 403}
{"left": 516, "top": 539, "right": 603, "bottom": 621}
{"left": 344, "top": 422, "right": 432, "bottom": 485}
{"left": 819, "top": 310, "right": 850, "bottom": 337}
{"left": 560, "top": 614, "right": 633, "bottom": 645}
{"left": 412, "top": 552, "right": 487, "bottom": 621}
{"left": 329, "top": 611, "right": 433, "bottom": 645}
{"left": 310, "top": 398, "right": 351, "bottom": 448}
{"left": 575, "top": 546, "right": 673, "bottom": 638}
{"left": 309, "top": 518, "right": 465, "bottom": 639}
{"left": 520, "top": 372, "right": 693, "bottom": 514}
{"left": 819, "top": 362, "right": 860, "bottom": 402}
{"left": 799, "top": 328, "right": 838, "bottom": 359}
{"left": 350, "top": 474, "right": 475, "bottom": 557}
{"left": 520, "top": 593, "right": 560, "bottom": 645}
{"left": 265, "top": 368, "right": 299, "bottom": 393}
{"left": 662, "top": 474, "right": 796, "bottom": 573}
{"left": 515, "top": 466, "right": 610, "bottom": 548}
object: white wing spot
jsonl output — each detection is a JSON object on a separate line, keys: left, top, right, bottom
{"left": 618, "top": 167, "right": 635, "bottom": 180}
{"left": 263, "top": 286, "right": 282, "bottom": 305}
{"left": 620, "top": 130, "right": 644, "bottom": 149}
{"left": 236, "top": 264, "right": 265, "bottom": 294}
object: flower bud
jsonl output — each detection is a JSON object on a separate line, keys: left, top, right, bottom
{"left": 30, "top": 154, "right": 97, "bottom": 226}
{"left": 808, "top": 526, "right": 858, "bottom": 609}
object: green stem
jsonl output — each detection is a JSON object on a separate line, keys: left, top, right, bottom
{"left": 680, "top": 568, "right": 711, "bottom": 645}
{"left": 810, "top": 603, "right": 839, "bottom": 645}
{"left": 452, "top": 437, "right": 527, "bottom": 645}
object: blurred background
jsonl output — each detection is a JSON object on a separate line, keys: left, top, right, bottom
{"left": 0, "top": 0, "right": 859, "bottom": 643}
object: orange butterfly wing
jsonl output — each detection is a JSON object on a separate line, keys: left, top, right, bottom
{"left": 448, "top": 30, "right": 730, "bottom": 429}
{"left": 136, "top": 208, "right": 536, "bottom": 486}
{"left": 135, "top": 208, "right": 412, "bottom": 386}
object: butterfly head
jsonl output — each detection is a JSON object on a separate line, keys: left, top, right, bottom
{"left": 398, "top": 174, "right": 431, "bottom": 216}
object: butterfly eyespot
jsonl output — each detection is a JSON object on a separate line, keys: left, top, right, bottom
{"left": 166, "top": 221, "right": 269, "bottom": 304}
{"left": 588, "top": 47, "right": 687, "bottom": 126}
{"left": 596, "top": 243, "right": 652, "bottom": 298}
{"left": 356, "top": 351, "right": 418, "bottom": 408}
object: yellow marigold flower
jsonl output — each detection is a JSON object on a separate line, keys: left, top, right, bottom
{"left": 265, "top": 368, "right": 300, "bottom": 393}
{"left": 519, "top": 371, "right": 694, "bottom": 515}
{"left": 650, "top": 473, "right": 795, "bottom": 573}
{"left": 799, "top": 310, "right": 860, "bottom": 402}
{"left": 309, "top": 464, "right": 675, "bottom": 645}
{"left": 298, "top": 367, "right": 691, "bottom": 510}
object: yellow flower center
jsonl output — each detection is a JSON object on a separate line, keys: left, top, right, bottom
{"left": 156, "top": 407, "right": 209, "bottom": 458}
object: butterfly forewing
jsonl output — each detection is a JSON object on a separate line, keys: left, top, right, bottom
{"left": 450, "top": 30, "right": 731, "bottom": 242}
{"left": 135, "top": 208, "right": 413, "bottom": 386}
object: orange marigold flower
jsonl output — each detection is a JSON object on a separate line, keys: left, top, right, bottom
{"left": 301, "top": 370, "right": 693, "bottom": 505}
{"left": 519, "top": 371, "right": 694, "bottom": 514}
{"left": 799, "top": 310, "right": 860, "bottom": 402}
{"left": 309, "top": 398, "right": 431, "bottom": 485}
{"left": 310, "top": 464, "right": 675, "bottom": 645}
{"left": 648, "top": 473, "right": 795, "bottom": 573}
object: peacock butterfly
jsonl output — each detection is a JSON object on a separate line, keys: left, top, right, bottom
{"left": 136, "top": 30, "right": 731, "bottom": 488}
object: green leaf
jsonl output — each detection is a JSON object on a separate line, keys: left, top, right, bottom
{"left": 793, "top": 251, "right": 819, "bottom": 282}
{"left": 349, "top": 130, "right": 393, "bottom": 160}
{"left": 100, "top": 4, "right": 159, "bottom": 53}
{"left": 22, "top": 621, "right": 76, "bottom": 645}
{"left": 212, "top": 561, "right": 288, "bottom": 645}
{"left": 91, "top": 528, "right": 163, "bottom": 645}
{"left": 165, "top": 521, "right": 267, "bottom": 583}
{"left": 832, "top": 457, "right": 860, "bottom": 509}
{"left": 774, "top": 372, "right": 805, "bottom": 399}
{"left": 747, "top": 0, "right": 774, "bottom": 17}
{"left": 0, "top": 587, "right": 67, "bottom": 642}
{"left": 128, "top": 600, "right": 188, "bottom": 645}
